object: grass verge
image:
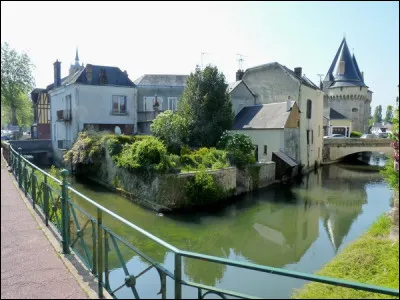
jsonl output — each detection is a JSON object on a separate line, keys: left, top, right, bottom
{"left": 292, "top": 214, "right": 399, "bottom": 299}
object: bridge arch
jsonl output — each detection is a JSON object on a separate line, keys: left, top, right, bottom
{"left": 322, "top": 139, "right": 392, "bottom": 163}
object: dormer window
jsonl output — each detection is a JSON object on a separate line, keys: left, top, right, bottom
{"left": 339, "top": 61, "right": 345, "bottom": 75}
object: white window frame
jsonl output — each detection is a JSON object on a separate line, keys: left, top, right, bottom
{"left": 112, "top": 95, "right": 127, "bottom": 114}
{"left": 168, "top": 97, "right": 178, "bottom": 111}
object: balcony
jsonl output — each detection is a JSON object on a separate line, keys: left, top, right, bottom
{"left": 57, "top": 110, "right": 72, "bottom": 121}
{"left": 57, "top": 140, "right": 71, "bottom": 150}
{"left": 137, "top": 111, "right": 161, "bottom": 122}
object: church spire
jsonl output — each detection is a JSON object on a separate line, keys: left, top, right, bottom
{"left": 75, "top": 48, "right": 79, "bottom": 65}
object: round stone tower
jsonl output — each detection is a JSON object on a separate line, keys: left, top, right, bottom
{"left": 323, "top": 38, "right": 372, "bottom": 133}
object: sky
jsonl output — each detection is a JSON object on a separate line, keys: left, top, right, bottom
{"left": 1, "top": 1, "right": 399, "bottom": 114}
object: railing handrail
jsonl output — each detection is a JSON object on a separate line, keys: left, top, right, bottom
{"left": 6, "top": 144, "right": 399, "bottom": 298}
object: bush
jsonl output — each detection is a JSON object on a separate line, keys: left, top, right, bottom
{"left": 185, "top": 169, "right": 225, "bottom": 204}
{"left": 115, "top": 136, "right": 174, "bottom": 175}
{"left": 180, "top": 147, "right": 229, "bottom": 172}
{"left": 350, "top": 131, "right": 362, "bottom": 138}
{"left": 217, "top": 131, "right": 256, "bottom": 168}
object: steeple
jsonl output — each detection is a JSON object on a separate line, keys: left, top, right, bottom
{"left": 323, "top": 38, "right": 366, "bottom": 89}
{"left": 75, "top": 48, "right": 79, "bottom": 65}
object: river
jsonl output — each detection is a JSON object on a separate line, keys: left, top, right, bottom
{"left": 63, "top": 155, "right": 392, "bottom": 299}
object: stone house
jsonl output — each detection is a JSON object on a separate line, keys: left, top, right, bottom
{"left": 229, "top": 62, "right": 324, "bottom": 172}
{"left": 134, "top": 74, "right": 188, "bottom": 134}
{"left": 46, "top": 52, "right": 137, "bottom": 164}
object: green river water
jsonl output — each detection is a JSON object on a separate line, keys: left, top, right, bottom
{"left": 61, "top": 157, "right": 392, "bottom": 299}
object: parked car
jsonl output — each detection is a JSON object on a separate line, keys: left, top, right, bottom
{"left": 360, "top": 134, "right": 378, "bottom": 139}
{"left": 1, "top": 135, "right": 11, "bottom": 141}
{"left": 324, "top": 134, "right": 347, "bottom": 138}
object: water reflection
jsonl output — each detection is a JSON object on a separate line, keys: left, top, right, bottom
{"left": 64, "top": 160, "right": 390, "bottom": 299}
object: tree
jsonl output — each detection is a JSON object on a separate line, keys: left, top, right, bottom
{"left": 384, "top": 105, "right": 393, "bottom": 123}
{"left": 150, "top": 110, "right": 188, "bottom": 154}
{"left": 373, "top": 105, "right": 382, "bottom": 124}
{"left": 1, "top": 42, "right": 35, "bottom": 126}
{"left": 179, "top": 65, "right": 234, "bottom": 147}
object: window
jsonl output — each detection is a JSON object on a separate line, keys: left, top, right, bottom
{"left": 352, "top": 107, "right": 358, "bottom": 112}
{"left": 143, "top": 96, "right": 164, "bottom": 112}
{"left": 112, "top": 95, "right": 127, "bottom": 114}
{"left": 264, "top": 145, "right": 267, "bottom": 155}
{"left": 339, "top": 61, "right": 345, "bottom": 75}
{"left": 168, "top": 97, "right": 178, "bottom": 111}
{"left": 306, "top": 130, "right": 310, "bottom": 145}
{"left": 311, "top": 130, "right": 314, "bottom": 144}
{"left": 306, "top": 99, "right": 312, "bottom": 119}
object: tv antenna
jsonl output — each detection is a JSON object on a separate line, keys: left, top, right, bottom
{"left": 317, "top": 73, "right": 324, "bottom": 83}
{"left": 236, "top": 53, "right": 247, "bottom": 70}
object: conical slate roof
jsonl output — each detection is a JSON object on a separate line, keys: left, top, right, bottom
{"left": 324, "top": 38, "right": 366, "bottom": 88}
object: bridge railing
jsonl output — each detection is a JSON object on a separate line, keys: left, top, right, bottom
{"left": 5, "top": 145, "right": 399, "bottom": 299}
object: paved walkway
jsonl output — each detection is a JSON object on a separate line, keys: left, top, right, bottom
{"left": 1, "top": 151, "right": 89, "bottom": 299}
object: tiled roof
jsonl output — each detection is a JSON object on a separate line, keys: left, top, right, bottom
{"left": 272, "top": 151, "right": 298, "bottom": 167}
{"left": 233, "top": 101, "right": 296, "bottom": 130}
{"left": 134, "top": 74, "right": 188, "bottom": 87}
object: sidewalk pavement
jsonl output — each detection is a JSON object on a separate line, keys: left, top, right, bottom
{"left": 1, "top": 151, "right": 89, "bottom": 299}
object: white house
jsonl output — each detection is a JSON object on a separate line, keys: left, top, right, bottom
{"left": 233, "top": 100, "right": 301, "bottom": 162}
{"left": 371, "top": 122, "right": 393, "bottom": 138}
{"left": 230, "top": 62, "right": 324, "bottom": 172}
{"left": 48, "top": 55, "right": 137, "bottom": 165}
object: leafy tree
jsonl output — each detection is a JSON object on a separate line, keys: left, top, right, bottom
{"left": 1, "top": 91, "right": 33, "bottom": 129}
{"left": 384, "top": 105, "right": 393, "bottom": 123}
{"left": 373, "top": 105, "right": 382, "bottom": 124}
{"left": 179, "top": 65, "right": 234, "bottom": 147}
{"left": 150, "top": 110, "right": 188, "bottom": 154}
{"left": 1, "top": 42, "right": 35, "bottom": 126}
{"left": 217, "top": 131, "right": 256, "bottom": 168}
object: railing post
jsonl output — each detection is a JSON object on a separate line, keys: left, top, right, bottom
{"left": 24, "top": 161, "right": 28, "bottom": 196}
{"left": 174, "top": 253, "right": 182, "bottom": 299}
{"left": 32, "top": 169, "right": 36, "bottom": 209}
{"left": 60, "top": 169, "right": 70, "bottom": 254}
{"left": 44, "top": 175, "right": 49, "bottom": 226}
{"left": 97, "top": 208, "right": 104, "bottom": 298}
{"left": 18, "top": 150, "right": 22, "bottom": 188}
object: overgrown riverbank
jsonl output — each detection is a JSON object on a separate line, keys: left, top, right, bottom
{"left": 292, "top": 214, "right": 399, "bottom": 299}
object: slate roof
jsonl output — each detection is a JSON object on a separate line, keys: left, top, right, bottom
{"left": 46, "top": 65, "right": 135, "bottom": 90}
{"left": 323, "top": 38, "right": 367, "bottom": 88}
{"left": 329, "top": 108, "right": 348, "bottom": 120}
{"left": 272, "top": 151, "right": 298, "bottom": 167}
{"left": 233, "top": 101, "right": 296, "bottom": 130}
{"left": 134, "top": 74, "right": 188, "bottom": 87}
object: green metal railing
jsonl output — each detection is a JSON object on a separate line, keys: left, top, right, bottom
{"left": 4, "top": 144, "right": 399, "bottom": 299}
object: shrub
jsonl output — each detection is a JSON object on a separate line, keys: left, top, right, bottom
{"left": 217, "top": 131, "right": 256, "bottom": 168}
{"left": 350, "top": 131, "right": 362, "bottom": 138}
{"left": 180, "top": 147, "right": 229, "bottom": 172}
{"left": 185, "top": 169, "right": 225, "bottom": 204}
{"left": 115, "top": 136, "right": 174, "bottom": 175}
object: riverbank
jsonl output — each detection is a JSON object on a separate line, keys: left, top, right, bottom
{"left": 292, "top": 213, "right": 399, "bottom": 299}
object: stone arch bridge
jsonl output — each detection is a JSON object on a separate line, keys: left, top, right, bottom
{"left": 322, "top": 138, "right": 392, "bottom": 163}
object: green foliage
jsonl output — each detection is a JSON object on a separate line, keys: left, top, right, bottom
{"left": 350, "top": 131, "right": 362, "bottom": 138}
{"left": 179, "top": 65, "right": 234, "bottom": 147}
{"left": 150, "top": 110, "right": 188, "bottom": 154}
{"left": 63, "top": 131, "right": 104, "bottom": 165}
{"left": 185, "top": 169, "right": 225, "bottom": 204}
{"left": 217, "top": 131, "right": 256, "bottom": 168}
{"left": 115, "top": 136, "right": 174, "bottom": 175}
{"left": 373, "top": 105, "right": 383, "bottom": 124}
{"left": 180, "top": 147, "right": 229, "bottom": 172}
{"left": 1, "top": 42, "right": 35, "bottom": 125}
{"left": 293, "top": 214, "right": 399, "bottom": 299}
{"left": 385, "top": 105, "right": 394, "bottom": 123}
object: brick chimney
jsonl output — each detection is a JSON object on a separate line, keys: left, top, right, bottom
{"left": 236, "top": 69, "right": 244, "bottom": 81}
{"left": 53, "top": 60, "right": 61, "bottom": 87}
{"left": 294, "top": 67, "right": 302, "bottom": 78}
